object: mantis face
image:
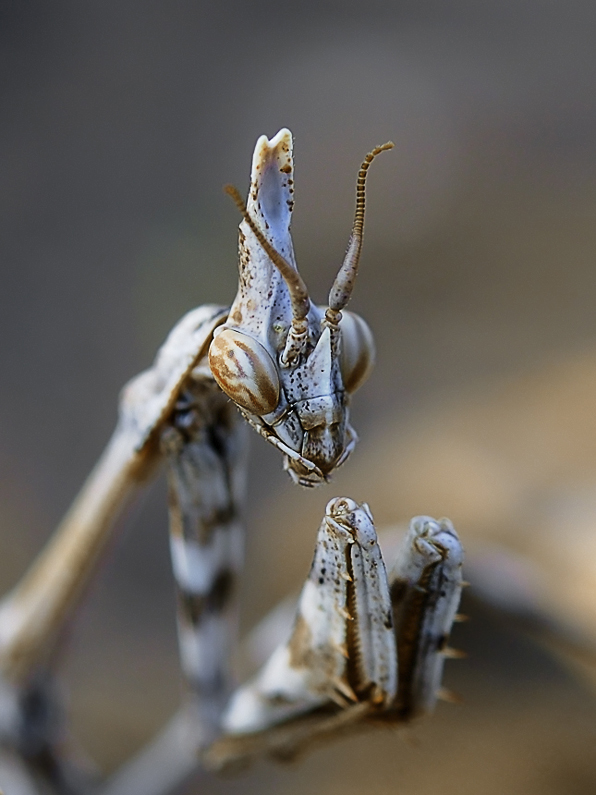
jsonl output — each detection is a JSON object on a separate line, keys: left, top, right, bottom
{"left": 208, "top": 129, "right": 392, "bottom": 486}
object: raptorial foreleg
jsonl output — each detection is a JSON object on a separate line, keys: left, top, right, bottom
{"left": 205, "top": 508, "right": 465, "bottom": 771}
{"left": 388, "top": 516, "right": 465, "bottom": 719}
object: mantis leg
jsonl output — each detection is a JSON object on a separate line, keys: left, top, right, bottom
{"left": 0, "top": 306, "right": 227, "bottom": 792}
{"left": 161, "top": 368, "right": 248, "bottom": 746}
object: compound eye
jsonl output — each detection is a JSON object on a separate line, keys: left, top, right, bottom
{"left": 339, "top": 311, "right": 376, "bottom": 393}
{"left": 208, "top": 327, "right": 280, "bottom": 415}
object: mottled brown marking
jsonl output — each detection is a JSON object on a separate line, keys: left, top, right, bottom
{"left": 209, "top": 330, "right": 279, "bottom": 414}
{"left": 178, "top": 590, "right": 204, "bottom": 625}
{"left": 392, "top": 563, "right": 440, "bottom": 717}
{"left": 288, "top": 614, "right": 312, "bottom": 668}
{"left": 207, "top": 504, "right": 236, "bottom": 529}
{"left": 344, "top": 347, "right": 369, "bottom": 393}
{"left": 279, "top": 163, "right": 292, "bottom": 173}
{"left": 191, "top": 503, "right": 236, "bottom": 546}
{"left": 268, "top": 693, "right": 295, "bottom": 706}
{"left": 287, "top": 613, "right": 344, "bottom": 700}
{"left": 178, "top": 568, "right": 236, "bottom": 626}
{"left": 209, "top": 568, "right": 236, "bottom": 612}
{"left": 166, "top": 484, "right": 184, "bottom": 538}
{"left": 389, "top": 579, "right": 408, "bottom": 611}
{"left": 235, "top": 339, "right": 279, "bottom": 411}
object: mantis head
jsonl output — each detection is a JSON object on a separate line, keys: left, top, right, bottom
{"left": 208, "top": 129, "right": 392, "bottom": 487}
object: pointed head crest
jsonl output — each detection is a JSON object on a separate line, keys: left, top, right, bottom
{"left": 209, "top": 130, "right": 391, "bottom": 486}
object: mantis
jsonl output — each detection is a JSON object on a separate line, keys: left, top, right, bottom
{"left": 0, "top": 129, "right": 465, "bottom": 795}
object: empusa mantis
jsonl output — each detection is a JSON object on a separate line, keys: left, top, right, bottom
{"left": 0, "top": 129, "right": 464, "bottom": 795}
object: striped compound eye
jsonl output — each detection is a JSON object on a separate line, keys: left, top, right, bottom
{"left": 339, "top": 311, "right": 376, "bottom": 394}
{"left": 208, "top": 328, "right": 280, "bottom": 415}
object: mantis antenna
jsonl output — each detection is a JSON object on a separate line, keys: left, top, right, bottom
{"left": 224, "top": 183, "right": 310, "bottom": 333}
{"left": 326, "top": 142, "right": 394, "bottom": 322}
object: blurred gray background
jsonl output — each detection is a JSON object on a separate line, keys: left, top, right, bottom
{"left": 3, "top": 1, "right": 596, "bottom": 792}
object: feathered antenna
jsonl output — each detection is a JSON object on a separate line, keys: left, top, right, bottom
{"left": 326, "top": 142, "right": 394, "bottom": 324}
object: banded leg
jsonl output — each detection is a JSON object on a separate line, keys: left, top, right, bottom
{"left": 161, "top": 368, "right": 248, "bottom": 744}
{"left": 0, "top": 670, "right": 96, "bottom": 795}
{"left": 0, "top": 305, "right": 227, "bottom": 790}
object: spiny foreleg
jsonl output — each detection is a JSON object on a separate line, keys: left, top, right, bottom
{"left": 205, "top": 506, "right": 464, "bottom": 770}
{"left": 388, "top": 516, "right": 465, "bottom": 720}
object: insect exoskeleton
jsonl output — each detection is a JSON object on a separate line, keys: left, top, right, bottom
{"left": 208, "top": 327, "right": 280, "bottom": 415}
{"left": 338, "top": 310, "right": 376, "bottom": 394}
